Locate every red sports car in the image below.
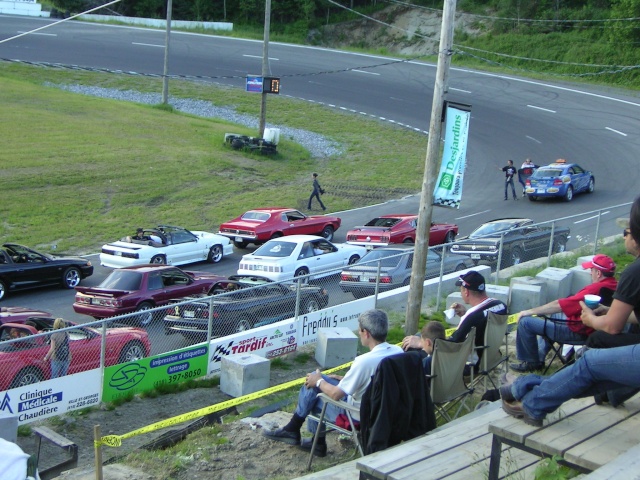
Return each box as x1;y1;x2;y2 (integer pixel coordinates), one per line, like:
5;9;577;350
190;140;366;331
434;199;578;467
0;317;150;391
73;265;225;325
218;208;341;248
0;306;51;326
346;214;458;248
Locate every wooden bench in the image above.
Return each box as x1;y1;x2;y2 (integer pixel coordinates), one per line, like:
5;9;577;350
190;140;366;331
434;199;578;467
32;426;78;480
356;402;541;479
488;393;640;480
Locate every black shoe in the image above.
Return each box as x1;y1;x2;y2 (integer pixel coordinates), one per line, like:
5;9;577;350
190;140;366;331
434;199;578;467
262;427;301;445
510;361;544;373
513;197;518;200
502;399;543;427
298;438;327;457
504;198;508;201
500;384;516;402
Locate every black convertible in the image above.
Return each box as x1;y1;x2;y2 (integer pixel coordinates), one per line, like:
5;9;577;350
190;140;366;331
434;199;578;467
164;275;328;341
0;243;94;301
450;218;571;268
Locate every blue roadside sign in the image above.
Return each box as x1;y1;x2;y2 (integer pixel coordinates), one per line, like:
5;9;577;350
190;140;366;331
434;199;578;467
246;76;263;93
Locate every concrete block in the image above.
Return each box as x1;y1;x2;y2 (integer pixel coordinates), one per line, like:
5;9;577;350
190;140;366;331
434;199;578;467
535;267;573;304
569;265;591;294
509;283;544;314
509;276;548;305
315;327;358;368
0;409;18;443
486;284;510;311
220;354;270;398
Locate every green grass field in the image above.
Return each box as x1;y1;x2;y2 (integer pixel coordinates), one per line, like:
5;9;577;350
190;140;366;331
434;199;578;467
0;63;428;254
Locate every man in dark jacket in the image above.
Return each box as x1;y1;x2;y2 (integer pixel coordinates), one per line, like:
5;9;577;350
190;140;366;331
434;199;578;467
308;173;326;211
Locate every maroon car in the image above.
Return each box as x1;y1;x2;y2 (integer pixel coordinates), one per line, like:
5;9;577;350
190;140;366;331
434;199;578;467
0;317;150;390
218;208;341;248
73;265;225;325
346;214;458;248
0;306;51;326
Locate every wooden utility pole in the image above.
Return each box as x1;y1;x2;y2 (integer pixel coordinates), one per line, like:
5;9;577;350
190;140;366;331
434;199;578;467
258;0;271;138
162;0;173;105
405;0;457;335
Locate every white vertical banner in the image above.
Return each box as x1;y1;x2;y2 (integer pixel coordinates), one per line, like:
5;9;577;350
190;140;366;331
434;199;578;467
433;103;471;208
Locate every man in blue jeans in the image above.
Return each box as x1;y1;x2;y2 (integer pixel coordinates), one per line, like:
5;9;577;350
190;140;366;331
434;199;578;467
262;309;402;457
510;253;617;373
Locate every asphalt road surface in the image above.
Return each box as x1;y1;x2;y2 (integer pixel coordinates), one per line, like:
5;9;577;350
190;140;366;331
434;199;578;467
1;16;639;350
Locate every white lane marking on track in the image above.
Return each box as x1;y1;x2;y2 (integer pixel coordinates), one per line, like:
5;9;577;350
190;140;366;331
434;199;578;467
455;210;491;220
18;31;56;36
574;212;610;224
132;42;163;48
526;136;542;144
605;127;627;136
243;54;279;60
527;105;556;113
449;87;471;94
352;69;379;75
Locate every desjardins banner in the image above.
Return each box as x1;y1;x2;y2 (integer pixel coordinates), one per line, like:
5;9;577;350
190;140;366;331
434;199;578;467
433;103;471;209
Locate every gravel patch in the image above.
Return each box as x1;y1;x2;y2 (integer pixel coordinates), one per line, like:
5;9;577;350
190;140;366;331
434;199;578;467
46;83;343;158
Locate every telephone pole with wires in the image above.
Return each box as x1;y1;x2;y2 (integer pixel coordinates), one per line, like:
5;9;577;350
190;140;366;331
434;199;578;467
405;0;457;336
259;0;272;138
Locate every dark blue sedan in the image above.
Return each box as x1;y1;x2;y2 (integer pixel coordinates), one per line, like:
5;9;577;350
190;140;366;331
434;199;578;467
525;159;595;202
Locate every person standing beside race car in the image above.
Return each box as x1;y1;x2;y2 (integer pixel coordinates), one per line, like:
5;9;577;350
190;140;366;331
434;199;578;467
499;160;518;201
518;158;539;197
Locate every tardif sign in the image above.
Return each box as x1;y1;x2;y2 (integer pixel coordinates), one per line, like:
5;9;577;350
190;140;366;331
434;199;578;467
102;345;209;403
0;370;101;425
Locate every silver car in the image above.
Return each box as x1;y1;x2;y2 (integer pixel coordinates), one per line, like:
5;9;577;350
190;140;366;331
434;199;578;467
339;245;474;298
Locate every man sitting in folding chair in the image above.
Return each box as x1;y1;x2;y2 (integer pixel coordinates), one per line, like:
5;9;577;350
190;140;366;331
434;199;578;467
510;254;618;373
262;309;402;457
403;271;507;374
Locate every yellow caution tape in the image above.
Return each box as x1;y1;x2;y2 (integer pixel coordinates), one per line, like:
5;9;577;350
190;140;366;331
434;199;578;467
100;362;352;447
443;313;519;337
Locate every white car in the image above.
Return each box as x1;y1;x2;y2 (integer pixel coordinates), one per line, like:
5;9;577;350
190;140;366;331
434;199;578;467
237;235;366;282
99;225;233;268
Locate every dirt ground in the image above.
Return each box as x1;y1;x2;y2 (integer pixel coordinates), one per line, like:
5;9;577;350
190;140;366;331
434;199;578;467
17;348;361;480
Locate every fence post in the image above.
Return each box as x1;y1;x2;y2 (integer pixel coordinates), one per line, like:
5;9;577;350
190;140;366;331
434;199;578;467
436;246;446;312
94;425;103;480
547;221;556;268
495;234;505;284
294;278;302;319
207;296;214;344
373;259;382;308
594;209;602;255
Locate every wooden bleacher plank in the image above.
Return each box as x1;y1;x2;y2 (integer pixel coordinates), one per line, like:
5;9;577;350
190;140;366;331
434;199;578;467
582;443;640;479
563;414;640;471
488;396;594;445
32;426;76;449
444;446;540;480
357;408;506;479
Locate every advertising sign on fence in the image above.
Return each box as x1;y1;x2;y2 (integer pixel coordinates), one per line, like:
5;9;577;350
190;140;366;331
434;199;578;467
0;370;101;425
102;345;209;403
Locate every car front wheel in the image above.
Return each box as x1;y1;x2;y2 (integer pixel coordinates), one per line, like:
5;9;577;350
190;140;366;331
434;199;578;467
553;238;567;253
10;367;44;389
62;267;81;289
348;255;360;265
444;231;456;244
509;247;523;266
235;317;251;333
208;245;223;263
303;298;321;313
587;178;595;193
0;280;6;301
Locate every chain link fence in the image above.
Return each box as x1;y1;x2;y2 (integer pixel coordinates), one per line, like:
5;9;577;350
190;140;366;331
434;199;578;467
0;203;631;396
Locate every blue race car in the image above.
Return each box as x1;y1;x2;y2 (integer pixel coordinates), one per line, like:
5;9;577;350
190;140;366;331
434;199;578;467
525;159;595;202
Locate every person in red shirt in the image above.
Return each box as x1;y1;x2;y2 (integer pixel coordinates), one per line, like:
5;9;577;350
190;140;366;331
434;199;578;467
510;254;618;372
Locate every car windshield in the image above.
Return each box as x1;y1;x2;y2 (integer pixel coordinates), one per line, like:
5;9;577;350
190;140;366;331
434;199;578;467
469;222;515;238
359;249;405;268
532;168;563;178
99;270;143;290
240;211;270;222
364;218;401;228
253;241;296;258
